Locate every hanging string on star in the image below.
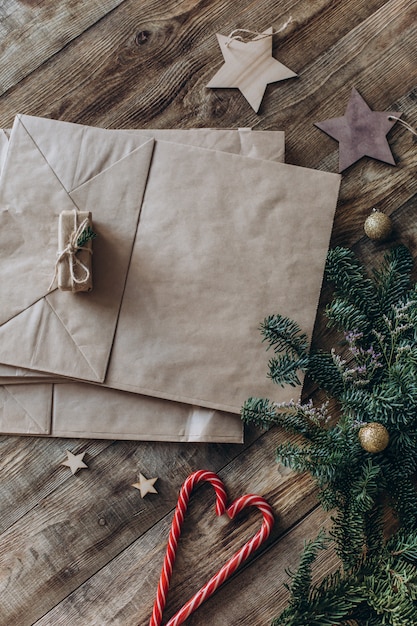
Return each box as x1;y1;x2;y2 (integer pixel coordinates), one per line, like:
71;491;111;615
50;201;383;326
388;115;417;138
225;18;293;47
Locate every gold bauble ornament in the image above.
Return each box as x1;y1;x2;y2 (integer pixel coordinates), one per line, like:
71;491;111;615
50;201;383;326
364;209;392;242
358;422;390;453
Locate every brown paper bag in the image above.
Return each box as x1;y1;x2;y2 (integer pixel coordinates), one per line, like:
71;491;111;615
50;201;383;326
0;115;340;415
0;116;287;440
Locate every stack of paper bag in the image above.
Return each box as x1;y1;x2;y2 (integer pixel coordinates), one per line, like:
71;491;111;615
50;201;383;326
0;114;340;441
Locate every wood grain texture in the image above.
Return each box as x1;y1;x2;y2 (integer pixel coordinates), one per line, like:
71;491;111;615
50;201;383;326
32;429;320;626
0;0;416;623
0;0;125;95
0;0;402;129
0;432;260;625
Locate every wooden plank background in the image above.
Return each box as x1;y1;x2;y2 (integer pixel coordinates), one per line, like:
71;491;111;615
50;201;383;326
0;0;416;624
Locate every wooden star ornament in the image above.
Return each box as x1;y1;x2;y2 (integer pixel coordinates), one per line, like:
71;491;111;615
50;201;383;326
132;473;158;498
315;88;402;172
207;27;297;113
61;450;88;475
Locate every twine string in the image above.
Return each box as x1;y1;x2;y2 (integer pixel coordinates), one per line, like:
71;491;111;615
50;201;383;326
48;210;92;292
225;17;292;47
388;115;417;138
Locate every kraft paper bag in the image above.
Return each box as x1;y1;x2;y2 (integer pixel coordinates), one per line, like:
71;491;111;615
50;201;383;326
0;120;154;382
0;382;243;442
0;116;285;440
0;114;340;416
0;116;284;383
104;143;340;412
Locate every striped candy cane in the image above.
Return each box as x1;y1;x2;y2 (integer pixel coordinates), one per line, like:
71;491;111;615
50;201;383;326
149;470;274;626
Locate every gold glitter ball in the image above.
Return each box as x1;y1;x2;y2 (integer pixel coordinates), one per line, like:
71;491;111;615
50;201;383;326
358;422;390;453
364;209;392;242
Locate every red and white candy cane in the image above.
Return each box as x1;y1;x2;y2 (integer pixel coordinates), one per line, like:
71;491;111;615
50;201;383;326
149;469;274;626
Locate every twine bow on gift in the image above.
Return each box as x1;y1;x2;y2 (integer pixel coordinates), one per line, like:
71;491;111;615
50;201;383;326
48;212;94;292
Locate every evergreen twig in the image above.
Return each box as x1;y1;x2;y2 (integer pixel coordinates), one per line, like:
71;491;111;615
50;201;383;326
77;225;97;248
242;246;417;624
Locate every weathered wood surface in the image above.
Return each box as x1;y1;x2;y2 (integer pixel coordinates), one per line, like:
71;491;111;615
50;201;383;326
0;0;416;624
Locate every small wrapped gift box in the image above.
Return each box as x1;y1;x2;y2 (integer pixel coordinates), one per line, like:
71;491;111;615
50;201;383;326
57;210;94;292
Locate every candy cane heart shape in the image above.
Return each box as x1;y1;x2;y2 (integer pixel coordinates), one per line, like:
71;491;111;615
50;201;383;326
149;469;274;626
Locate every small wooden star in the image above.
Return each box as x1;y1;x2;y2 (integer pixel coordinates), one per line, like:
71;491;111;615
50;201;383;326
61;450;88;475
207;27;297;113
132;473;158;498
315;88;402;172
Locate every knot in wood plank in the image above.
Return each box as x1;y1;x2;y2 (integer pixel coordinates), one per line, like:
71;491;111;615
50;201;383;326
135;30;151;46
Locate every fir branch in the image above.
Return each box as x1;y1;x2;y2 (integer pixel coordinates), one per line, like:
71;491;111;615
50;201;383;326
387;430;417;477
273;530;331;625
77;225;97;248
267;353;309;387
273;525;417;625
352;459;382;514
363;504;385;555
260;314;309;358
325;297;373;335
241;397;330;437
285;530;330;600
385;475;417;532
241;397;279;430
325;247;379;321
388;529;417;562
372;245;414;315
241;245;417;624
274;542;366;625
308;351;346;397
275;441;315;474
340;386;376;422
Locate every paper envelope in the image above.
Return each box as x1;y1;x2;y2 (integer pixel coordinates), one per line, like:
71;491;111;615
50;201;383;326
0;114;340;415
0;117;286;440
